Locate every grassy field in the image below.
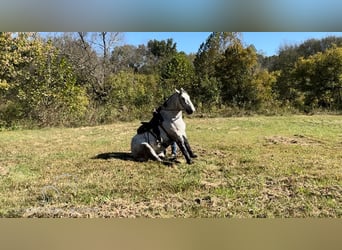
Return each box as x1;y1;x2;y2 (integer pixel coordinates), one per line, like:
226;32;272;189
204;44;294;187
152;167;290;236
0;115;341;218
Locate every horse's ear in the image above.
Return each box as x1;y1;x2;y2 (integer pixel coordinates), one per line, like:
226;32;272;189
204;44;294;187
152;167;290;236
180;88;185;93
175;88;180;94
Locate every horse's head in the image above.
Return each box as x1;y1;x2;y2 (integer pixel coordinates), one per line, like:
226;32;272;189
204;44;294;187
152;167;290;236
176;88;195;115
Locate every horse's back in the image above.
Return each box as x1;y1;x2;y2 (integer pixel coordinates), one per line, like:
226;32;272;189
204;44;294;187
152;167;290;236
130;133;142;154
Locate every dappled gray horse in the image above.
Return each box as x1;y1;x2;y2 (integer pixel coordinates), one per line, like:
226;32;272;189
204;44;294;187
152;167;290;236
131;88;197;164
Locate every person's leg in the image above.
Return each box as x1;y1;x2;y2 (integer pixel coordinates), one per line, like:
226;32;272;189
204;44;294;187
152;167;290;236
171;141;177;157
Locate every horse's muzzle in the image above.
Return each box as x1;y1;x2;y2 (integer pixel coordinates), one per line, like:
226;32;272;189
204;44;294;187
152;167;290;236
186;108;194;115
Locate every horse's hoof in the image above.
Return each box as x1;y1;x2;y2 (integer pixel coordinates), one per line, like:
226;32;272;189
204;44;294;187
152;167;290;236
173;159;181;164
162;161;174;167
191;154;198;158
169;155;177;161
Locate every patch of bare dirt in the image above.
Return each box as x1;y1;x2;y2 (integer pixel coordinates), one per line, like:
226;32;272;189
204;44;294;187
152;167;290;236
212;150;225;157
0;166;9;176
264;134;323;146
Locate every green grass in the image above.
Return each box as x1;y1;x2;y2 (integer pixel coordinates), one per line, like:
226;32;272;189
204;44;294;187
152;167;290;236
0;115;341;217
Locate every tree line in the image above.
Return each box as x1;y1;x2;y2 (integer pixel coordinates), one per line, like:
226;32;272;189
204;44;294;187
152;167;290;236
1;32;341;128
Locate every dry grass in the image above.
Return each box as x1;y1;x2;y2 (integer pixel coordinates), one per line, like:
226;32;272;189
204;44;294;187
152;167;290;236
0;115;341;217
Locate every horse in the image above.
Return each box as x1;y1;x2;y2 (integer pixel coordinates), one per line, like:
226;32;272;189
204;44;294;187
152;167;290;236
131;88;197;165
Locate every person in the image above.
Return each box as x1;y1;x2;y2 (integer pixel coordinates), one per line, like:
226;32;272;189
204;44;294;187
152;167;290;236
170;141;177;159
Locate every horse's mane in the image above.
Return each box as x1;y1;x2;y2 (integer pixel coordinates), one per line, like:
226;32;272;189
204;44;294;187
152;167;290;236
161;92;178;109
157;89;189;112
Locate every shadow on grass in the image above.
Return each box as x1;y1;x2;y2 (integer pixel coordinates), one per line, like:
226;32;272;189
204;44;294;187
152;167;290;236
91;152;134;161
91;152;180;166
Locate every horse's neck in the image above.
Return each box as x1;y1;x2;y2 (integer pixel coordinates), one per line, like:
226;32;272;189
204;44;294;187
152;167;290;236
163;93;180;109
160;110;184;136
160;109;182;122
159;94;182;121
159;102;185;136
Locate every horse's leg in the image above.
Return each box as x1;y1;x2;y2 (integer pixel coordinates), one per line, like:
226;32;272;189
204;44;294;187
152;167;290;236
183;136;197;158
142;143;174;166
141;142;163;162
176;138;193;164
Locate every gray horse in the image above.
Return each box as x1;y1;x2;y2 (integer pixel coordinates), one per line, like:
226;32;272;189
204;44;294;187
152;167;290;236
131;88;197;164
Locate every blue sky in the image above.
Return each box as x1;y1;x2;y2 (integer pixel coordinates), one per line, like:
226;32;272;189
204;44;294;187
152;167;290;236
123;32;342;56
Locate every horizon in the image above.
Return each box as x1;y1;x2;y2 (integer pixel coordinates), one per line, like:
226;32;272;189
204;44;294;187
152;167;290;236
123;32;342;56
39;32;342;57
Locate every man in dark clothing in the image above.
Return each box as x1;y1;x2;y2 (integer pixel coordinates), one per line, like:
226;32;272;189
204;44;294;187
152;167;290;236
137;109;163;142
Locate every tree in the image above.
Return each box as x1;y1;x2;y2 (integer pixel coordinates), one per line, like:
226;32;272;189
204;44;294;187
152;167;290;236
0;32;88;127
251;70;279;112
138;38;178;75
110;38;179;75
91;32;122;81
216;42;260;108
160;52;194;96
192;32;242;108
110;44;156;74
0;32;37;126
147;38;177;59
64;32;123;103
51;33;98;87
297;36;342;58
292;46;342;110
110;44;139;73
105;71;160;121
262;36;342;107
194;32;241;79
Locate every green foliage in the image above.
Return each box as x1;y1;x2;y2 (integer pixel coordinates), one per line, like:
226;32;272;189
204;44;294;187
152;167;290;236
0;33;88;127
262;35;342;110
191;76;221;109
110;44;143;73
147;38;177;59
1;32;342;128
216;42;259;108
193;32;246;109
194;32;241;79
20;41;88;126
193;32;277;112
160;52;195;96
252;70;280;113
292;46;342;110
104;72;161;121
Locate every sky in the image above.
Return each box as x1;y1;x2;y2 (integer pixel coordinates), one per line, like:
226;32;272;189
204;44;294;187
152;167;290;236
123;32;342;56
